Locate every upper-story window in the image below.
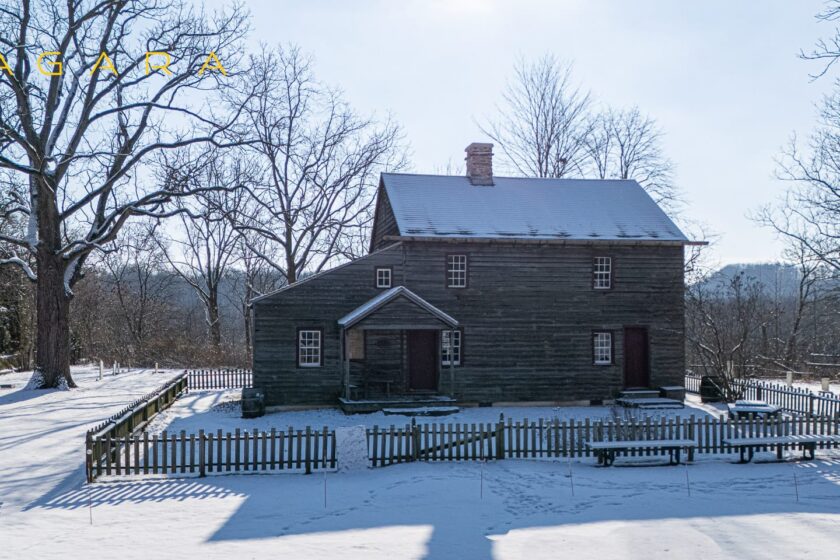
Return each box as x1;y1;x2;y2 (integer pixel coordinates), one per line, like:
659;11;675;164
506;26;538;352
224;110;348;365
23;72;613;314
447;254;468;288
376;267;392;288
593;257;612;290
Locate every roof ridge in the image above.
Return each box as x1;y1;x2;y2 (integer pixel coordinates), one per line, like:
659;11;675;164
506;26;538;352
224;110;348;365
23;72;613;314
381;171;638;183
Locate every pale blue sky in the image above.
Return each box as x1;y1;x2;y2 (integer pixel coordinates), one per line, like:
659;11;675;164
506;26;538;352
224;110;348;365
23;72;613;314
221;0;835;265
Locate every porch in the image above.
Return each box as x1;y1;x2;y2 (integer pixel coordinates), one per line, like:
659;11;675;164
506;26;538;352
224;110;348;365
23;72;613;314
337;286;460;409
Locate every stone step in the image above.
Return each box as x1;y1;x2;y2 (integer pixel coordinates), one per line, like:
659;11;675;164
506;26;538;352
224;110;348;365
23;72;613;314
619;389;661;400
616;397;684;410
339;396;457;414
382;406;460;417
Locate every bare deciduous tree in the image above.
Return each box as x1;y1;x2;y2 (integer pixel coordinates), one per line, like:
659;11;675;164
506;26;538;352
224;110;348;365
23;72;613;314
799;1;840;78
99;223;175;363
585;107;678;210
685;272;774;397
758;95;840;273
230;45;405;284
155;157;243;359
481;55;593;178
0;0;250;387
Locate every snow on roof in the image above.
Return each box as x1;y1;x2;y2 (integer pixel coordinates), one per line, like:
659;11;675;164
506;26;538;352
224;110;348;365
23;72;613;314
381;173;689;242
337;286;458;329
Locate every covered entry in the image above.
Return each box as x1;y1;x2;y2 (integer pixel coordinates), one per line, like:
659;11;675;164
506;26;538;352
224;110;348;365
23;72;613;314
337;286;459;401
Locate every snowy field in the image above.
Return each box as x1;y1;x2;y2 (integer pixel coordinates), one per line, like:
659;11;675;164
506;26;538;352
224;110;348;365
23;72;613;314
2;370;840;559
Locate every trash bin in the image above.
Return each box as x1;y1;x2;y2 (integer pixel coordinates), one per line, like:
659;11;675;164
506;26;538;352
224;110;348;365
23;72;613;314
699;376;725;403
241;387;265;418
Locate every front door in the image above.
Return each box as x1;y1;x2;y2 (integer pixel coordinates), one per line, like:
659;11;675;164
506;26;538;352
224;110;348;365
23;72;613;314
408;330;438;391
623;327;650;388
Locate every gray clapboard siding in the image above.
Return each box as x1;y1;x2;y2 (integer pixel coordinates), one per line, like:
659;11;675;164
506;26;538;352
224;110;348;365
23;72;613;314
253;239;684;406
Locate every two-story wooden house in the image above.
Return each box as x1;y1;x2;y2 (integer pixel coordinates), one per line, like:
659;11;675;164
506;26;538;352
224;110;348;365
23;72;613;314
252;143;694;409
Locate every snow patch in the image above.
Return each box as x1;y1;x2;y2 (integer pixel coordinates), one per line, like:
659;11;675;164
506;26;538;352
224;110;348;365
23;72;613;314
25;210;37;250
63;256;79;297
334;425;369;471
22;371;44;390
22;370;70;390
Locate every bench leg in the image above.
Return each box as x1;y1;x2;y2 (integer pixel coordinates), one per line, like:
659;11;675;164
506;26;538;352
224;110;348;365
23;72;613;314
776;443;783;461
605;451;615;466
674;448;681;465
688;447;694;463
747;447;754;463
738;447;746;464
803;443;815;461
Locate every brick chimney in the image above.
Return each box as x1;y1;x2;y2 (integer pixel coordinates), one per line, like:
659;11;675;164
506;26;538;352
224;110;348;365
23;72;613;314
465;142;494;186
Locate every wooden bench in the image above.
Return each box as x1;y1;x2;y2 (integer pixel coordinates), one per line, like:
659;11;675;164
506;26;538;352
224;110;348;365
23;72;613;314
723;435;840;463
364;378;394;398
586;439;697;466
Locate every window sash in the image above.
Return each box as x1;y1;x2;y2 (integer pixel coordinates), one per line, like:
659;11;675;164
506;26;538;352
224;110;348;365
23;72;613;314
298;330;321;367
442;330;461;366
593;257;612;289
447;255;467;288
376;267;392;288
593;332;612;364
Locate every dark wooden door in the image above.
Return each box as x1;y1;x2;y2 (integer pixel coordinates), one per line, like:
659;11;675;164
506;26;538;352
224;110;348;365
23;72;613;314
623;327;650;388
408;330;438;391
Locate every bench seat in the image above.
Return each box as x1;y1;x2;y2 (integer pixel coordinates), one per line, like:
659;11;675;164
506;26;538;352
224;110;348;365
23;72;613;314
586;439;697;466
724;434;840;462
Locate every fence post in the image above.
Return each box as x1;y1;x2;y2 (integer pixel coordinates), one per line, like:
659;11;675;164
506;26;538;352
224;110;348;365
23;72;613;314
411;419;419;462
85;431;93;483
199;429;206;477
305;426;312;474
496;413;505;460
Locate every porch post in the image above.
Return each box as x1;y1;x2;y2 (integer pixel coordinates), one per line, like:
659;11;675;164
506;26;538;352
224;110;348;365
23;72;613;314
340;326;349;399
449;327;455;397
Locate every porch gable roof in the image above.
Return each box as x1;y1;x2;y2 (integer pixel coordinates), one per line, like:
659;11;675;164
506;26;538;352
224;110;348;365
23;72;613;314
337;286;459;330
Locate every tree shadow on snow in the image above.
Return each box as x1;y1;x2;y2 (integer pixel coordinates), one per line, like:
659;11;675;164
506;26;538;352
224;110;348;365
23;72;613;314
26;458;840;560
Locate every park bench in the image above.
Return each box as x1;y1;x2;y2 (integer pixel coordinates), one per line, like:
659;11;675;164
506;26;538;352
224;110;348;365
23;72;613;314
586;439;697;466
723;434;840;463
727;400;782;420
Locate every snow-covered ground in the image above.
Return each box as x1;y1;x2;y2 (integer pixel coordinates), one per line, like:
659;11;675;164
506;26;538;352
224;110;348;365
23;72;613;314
754;377;840;395
146;390;724;435
3;371;840;559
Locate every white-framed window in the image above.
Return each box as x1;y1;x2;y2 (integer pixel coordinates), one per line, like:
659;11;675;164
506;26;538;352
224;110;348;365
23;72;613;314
298;329;322;367
376;267;392;288
593;256;612;289
447;254;468;288
442;330;462;366
593;331;612;365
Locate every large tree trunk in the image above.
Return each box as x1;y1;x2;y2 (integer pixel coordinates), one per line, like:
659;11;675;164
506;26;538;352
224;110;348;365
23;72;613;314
31;174;76;389
34;251;76;388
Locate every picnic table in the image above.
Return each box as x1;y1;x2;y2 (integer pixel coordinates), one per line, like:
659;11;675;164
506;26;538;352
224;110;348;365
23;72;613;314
586;439;697;466
724;434;840;463
728;400;782;420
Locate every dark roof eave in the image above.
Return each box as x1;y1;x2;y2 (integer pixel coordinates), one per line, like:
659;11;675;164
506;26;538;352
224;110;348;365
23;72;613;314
383;235;707;247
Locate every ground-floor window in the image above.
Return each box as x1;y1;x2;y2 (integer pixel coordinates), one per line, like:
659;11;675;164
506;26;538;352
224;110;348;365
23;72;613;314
298;329;322;367
442;330;462;366
593;331;612;365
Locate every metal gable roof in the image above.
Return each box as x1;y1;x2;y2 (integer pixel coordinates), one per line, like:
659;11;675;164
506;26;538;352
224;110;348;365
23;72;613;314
337;286;458;329
380;173;689;243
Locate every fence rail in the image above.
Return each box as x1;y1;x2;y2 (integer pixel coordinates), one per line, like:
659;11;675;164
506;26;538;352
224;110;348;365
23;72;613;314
88;426;336;480
186;368;252;390
684;373;840;417
366;415;840;466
